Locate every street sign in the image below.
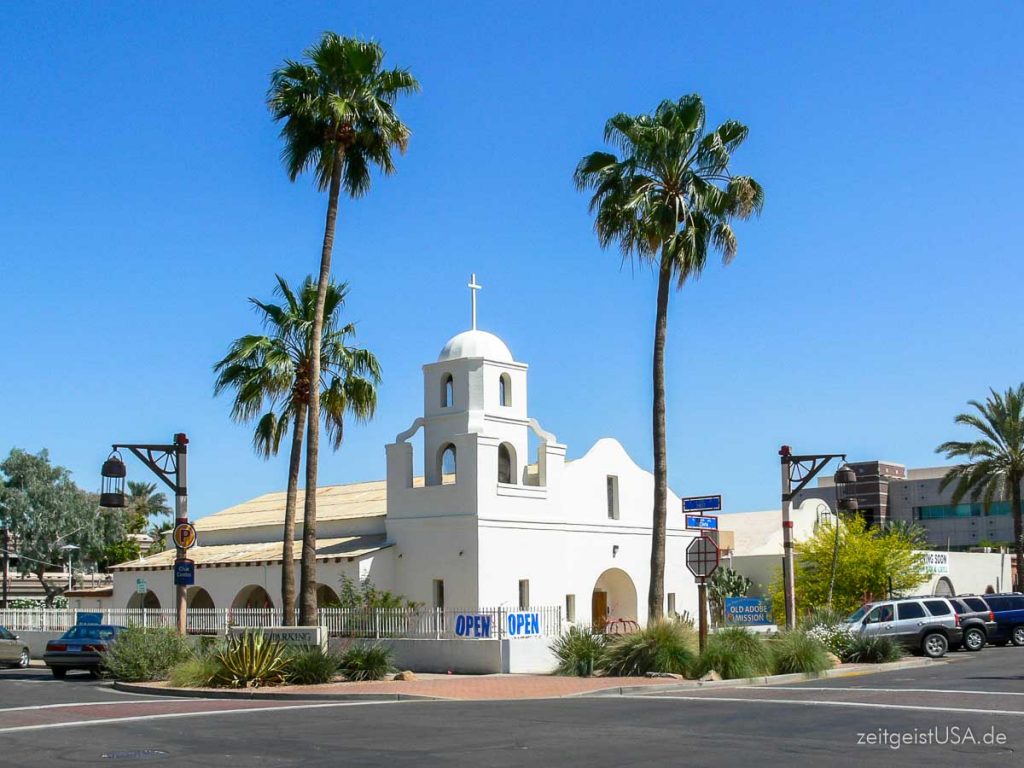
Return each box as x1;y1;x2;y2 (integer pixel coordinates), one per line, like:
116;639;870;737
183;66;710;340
135;578;147;595
685;514;719;531
682;495;722;513
173;559;195;586
685;535;720;580
172;522;197;550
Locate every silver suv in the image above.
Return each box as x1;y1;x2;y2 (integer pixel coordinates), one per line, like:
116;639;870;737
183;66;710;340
844;597;963;658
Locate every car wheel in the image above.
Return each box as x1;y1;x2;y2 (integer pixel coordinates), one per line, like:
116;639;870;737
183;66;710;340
51;667;67;679
922;632;948;658
1012;626;1024;647
963;628;986;652
17;649;29;668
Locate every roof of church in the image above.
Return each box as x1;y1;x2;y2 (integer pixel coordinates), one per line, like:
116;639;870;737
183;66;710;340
192;479;416;532
109;534;391;571
437;329;513;363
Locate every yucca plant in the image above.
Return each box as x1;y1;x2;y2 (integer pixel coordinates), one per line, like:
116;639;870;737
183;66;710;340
601;620;697;677
337;642;395;681
550;626;606;677
692;627;772;680
842;634;904;664
213;631;289;688
769;631;832;675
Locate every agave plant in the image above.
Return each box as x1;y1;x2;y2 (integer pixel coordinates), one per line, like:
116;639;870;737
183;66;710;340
213;631;289;688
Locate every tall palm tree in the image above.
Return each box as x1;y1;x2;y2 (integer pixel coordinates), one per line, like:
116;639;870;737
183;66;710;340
268;33;417;624
214;276;381;624
125;481;171;536
575;95;763;619
937;385;1024;591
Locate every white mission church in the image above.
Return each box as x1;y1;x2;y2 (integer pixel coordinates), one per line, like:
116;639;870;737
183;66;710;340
105;278;700;628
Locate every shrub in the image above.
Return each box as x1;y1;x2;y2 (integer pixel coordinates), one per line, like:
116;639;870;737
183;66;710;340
550;626;606;677
692;628;772;680
337;642;395;681
769;631;832;675
168;655;221;688
601;620;697;677
102;626;192;682
212;631;289;688
841;634;904;664
286;645;340;685
805;623;853;657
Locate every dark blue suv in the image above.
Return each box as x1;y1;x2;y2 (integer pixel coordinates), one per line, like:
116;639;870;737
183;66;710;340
980;594;1024;646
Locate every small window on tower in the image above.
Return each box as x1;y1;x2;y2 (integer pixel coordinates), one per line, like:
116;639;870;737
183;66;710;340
607;475;620;520
441;374;454;408
518;579;530;610
498;442;515;484
440;444;457;484
499;373;511;407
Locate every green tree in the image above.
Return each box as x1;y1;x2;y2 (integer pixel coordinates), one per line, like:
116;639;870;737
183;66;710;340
771;515;928;618
937;385;1024;591
268;33;418;624
214;276;381;624
574;95;763;618
0;449;124;605
125;480;172;538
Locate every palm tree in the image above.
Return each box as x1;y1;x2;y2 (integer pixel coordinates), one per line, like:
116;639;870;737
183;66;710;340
214;276;381;624
937;385;1024;591
125;481;171;536
268;33;417;624
575;95;763;619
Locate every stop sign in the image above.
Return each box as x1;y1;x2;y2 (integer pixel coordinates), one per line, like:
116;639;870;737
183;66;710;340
686;535;720;579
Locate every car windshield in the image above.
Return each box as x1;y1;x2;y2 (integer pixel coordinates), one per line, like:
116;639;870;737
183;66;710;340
847;605;871;623
60;625;119;641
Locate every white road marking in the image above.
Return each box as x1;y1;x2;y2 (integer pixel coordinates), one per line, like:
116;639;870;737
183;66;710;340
769;686;1024;697
631;694;1024;717
0;701;389;735
0;698;200;714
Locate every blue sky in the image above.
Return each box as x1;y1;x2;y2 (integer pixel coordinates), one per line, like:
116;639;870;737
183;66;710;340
1;2;1022;519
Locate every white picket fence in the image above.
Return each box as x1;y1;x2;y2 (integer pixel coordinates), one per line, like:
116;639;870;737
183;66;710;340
0;605;563;639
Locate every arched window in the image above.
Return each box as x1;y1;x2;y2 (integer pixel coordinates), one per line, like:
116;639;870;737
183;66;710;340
440;443;457;485
441;374;454;408
499;373;511;407
498;443;515;484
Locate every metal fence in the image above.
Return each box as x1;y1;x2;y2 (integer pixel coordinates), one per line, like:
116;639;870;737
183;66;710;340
0;606;563;639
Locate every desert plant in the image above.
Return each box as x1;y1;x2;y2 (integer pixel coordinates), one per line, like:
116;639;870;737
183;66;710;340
550;626;606;677
337;642;395;681
168;654;221;688
212;631;289;688
841;634;904;664
601;620;697;677
286;645;340;685
769;631;832;675
692;627;772;680
101;626;192;682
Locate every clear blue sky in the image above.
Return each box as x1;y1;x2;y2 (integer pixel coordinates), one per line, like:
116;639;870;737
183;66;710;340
2;3;1022;520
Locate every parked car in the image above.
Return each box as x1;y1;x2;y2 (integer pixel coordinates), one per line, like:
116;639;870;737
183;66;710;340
978;593;1024;647
0;626;30;669
844;596;963;658
947;596;997;651
43;624;123;678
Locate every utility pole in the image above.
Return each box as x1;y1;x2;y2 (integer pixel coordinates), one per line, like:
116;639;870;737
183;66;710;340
1;526;9;610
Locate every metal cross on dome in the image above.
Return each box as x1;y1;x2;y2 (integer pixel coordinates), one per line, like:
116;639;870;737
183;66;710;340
468;273;482;330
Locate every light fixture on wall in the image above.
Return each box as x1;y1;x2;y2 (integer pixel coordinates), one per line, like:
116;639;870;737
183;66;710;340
612;545;619;557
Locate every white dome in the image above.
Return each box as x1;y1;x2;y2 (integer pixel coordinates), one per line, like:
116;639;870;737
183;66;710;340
437;330;513;363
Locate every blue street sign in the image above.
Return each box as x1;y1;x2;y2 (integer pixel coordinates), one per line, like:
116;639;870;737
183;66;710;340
685;514;719;531
724;597;774;626
682;495;722;513
76;612;103;625
174;560;195;586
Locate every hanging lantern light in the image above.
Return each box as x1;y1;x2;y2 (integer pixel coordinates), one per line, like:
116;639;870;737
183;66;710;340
833;464;860;512
100;450;127;508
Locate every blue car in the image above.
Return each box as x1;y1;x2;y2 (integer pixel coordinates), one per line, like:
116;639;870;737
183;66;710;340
979;594;1024;647
43;624;124;678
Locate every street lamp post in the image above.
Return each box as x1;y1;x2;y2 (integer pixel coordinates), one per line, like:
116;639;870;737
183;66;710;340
779;446;848;630
100;434;189;635
827;465;860;609
61;544;80;591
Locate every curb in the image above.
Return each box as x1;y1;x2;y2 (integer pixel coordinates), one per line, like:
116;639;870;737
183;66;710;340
112;681;441;702
582;655;947;697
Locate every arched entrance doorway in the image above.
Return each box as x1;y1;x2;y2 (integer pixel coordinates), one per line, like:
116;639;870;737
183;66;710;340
126;590;161;609
932;577;955;597
316;583;340;608
187;586;215;609
231;585;275;610
591;568;638;631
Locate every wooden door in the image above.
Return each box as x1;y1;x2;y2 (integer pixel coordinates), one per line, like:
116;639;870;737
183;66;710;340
592;590;608;631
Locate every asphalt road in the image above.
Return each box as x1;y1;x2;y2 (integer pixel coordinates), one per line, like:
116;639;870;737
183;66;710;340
0;647;1021;766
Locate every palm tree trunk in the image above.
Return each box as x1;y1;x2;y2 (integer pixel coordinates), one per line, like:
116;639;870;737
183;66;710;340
280;399;306;626
1012;474;1023;593
299;149;344;626
648;253;672;621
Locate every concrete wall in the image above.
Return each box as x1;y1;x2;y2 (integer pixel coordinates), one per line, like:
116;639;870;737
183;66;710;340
325;637;555;674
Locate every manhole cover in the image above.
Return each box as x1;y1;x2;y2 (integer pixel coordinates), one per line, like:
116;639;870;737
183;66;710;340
100;750;168;761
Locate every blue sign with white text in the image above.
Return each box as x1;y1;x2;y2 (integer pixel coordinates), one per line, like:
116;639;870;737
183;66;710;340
505;612;542;638
685;514;719;531
174;560;195;586
454;614;493;638
76;612;103;625
724;597;773;626
682;495;722;513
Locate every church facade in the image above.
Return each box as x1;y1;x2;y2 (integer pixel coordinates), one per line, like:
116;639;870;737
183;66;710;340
106;289;700;630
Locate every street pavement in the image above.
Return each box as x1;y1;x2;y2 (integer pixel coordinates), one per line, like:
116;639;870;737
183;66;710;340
0;647;1021;766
